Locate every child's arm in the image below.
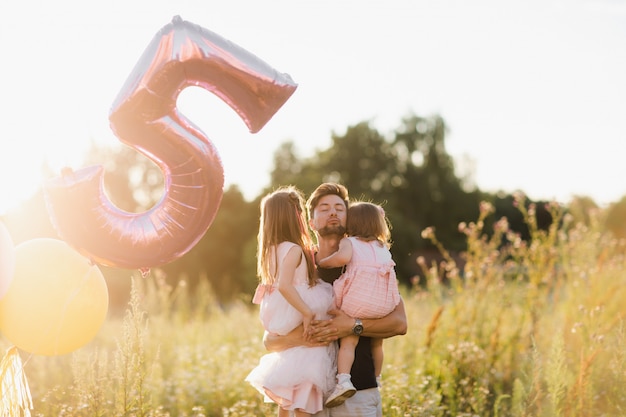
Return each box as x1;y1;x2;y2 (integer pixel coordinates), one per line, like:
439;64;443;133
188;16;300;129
278;245;314;332
317;237;352;268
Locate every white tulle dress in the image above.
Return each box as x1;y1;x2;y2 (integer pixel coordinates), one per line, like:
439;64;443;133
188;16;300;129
246;242;337;414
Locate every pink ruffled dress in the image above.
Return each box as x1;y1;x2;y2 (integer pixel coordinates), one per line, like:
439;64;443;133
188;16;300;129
333;237;401;318
246;242;337;414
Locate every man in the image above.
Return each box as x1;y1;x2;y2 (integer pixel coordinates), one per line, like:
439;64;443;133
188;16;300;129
264;182;408;417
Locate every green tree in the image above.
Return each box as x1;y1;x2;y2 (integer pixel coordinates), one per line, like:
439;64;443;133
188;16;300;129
390;114;481;250
268;113;482;285
268;141;306;188
161;186;258;301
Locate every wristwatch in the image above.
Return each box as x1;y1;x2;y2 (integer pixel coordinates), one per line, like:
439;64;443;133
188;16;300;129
352;318;364;336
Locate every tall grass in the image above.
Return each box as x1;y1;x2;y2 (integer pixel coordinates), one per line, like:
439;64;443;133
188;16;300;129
2;195;625;416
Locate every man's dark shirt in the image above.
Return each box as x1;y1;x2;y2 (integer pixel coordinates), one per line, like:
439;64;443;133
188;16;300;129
318;265;378;390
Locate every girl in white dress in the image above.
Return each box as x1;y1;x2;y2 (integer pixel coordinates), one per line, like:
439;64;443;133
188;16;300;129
317;201;401;408
246;186;336;417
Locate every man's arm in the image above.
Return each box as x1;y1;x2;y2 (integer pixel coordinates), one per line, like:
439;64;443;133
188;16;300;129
360;298;408;338
308;298;408;342
263;325;326;352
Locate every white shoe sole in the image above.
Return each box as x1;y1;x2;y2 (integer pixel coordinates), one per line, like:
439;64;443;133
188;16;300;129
325;388;357;408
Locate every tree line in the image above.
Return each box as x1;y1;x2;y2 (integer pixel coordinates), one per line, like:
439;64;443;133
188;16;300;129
2;113;624;310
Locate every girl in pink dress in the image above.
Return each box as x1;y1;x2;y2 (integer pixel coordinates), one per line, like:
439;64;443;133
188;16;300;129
317;201;401;408
246;186;336;417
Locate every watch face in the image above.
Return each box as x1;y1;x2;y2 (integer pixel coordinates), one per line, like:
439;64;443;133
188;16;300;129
353;324;364;335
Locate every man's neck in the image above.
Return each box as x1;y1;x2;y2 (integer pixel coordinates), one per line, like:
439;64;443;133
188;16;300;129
316;234;343;260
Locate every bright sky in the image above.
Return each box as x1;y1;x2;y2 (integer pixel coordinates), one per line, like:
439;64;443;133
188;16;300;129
1;0;625;216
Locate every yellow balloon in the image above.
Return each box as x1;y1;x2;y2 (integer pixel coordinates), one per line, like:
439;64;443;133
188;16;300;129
0;221;16;299
0;238;109;355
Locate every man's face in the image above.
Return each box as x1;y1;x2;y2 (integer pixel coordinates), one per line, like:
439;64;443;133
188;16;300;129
310;194;347;237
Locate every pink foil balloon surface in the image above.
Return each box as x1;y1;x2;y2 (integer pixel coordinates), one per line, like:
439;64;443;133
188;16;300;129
44;16;297;269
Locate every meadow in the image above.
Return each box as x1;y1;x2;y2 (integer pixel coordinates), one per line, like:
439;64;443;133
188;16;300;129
2;196;626;417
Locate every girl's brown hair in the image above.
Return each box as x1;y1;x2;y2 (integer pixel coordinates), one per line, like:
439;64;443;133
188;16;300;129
346;201;392;248
257;186;316;286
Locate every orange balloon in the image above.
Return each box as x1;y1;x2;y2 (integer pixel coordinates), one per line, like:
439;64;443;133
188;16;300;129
0;238;108;355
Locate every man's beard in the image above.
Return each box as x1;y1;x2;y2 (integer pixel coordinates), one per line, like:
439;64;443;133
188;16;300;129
317;224;346;237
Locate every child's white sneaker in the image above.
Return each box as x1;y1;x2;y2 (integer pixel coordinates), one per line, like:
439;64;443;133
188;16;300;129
325;380;357;408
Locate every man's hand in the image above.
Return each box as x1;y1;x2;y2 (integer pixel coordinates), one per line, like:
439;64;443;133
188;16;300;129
325;308;356;338
307;309;355;343
307;299;409;343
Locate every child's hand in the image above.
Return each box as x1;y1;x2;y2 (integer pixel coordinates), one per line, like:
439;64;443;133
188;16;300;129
302;311;314;335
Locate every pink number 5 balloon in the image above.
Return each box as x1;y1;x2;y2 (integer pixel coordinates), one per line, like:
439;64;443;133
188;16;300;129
44;16;297;269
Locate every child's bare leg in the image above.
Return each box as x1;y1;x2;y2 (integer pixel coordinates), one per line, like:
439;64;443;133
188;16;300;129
294;410;311;417
325;335;359;407
371;337;384;383
337;334;359;374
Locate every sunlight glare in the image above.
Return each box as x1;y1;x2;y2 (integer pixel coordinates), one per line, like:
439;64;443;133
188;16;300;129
0;131;91;216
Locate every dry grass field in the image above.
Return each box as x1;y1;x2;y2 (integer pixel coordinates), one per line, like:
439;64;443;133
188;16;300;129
3;198;625;416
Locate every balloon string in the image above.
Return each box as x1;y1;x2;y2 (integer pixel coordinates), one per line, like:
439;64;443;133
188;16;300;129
0;346;33;417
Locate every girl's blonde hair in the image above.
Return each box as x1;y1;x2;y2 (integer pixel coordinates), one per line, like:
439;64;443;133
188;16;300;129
257;186;316;286
346;201;392;248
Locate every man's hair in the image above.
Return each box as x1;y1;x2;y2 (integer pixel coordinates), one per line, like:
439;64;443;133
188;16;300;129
306;182;349;220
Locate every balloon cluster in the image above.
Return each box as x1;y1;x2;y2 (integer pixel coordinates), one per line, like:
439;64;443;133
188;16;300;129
1;16;296;358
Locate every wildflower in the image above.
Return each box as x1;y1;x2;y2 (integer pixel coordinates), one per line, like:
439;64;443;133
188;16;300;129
421;227;435;240
563;213;574;226
479;201;494;216
494;217;509;233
